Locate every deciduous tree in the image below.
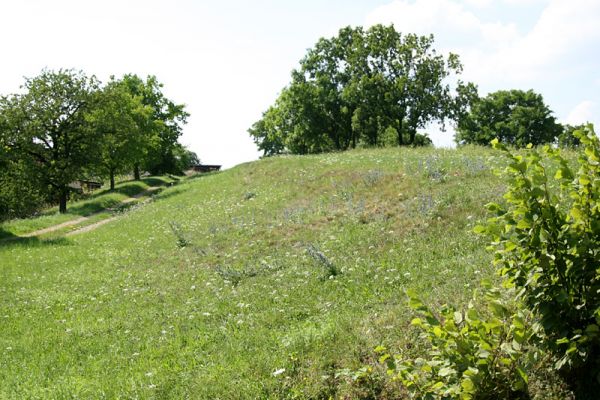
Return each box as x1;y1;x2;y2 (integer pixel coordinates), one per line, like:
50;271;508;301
1;69;99;213
249;25;465;154
455;89;562;147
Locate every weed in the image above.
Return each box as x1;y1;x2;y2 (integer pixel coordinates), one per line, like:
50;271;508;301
307;244;339;278
362;170;384;187
169;221;191;248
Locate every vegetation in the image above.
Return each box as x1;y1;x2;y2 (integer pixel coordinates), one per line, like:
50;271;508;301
484;126;600;395
0;20;596;399
249;25;468;155
358;126;599;399
456;89;562;147
0;69;194;218
0;145;507;398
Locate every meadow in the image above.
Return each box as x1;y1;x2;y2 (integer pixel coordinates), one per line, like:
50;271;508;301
0;146;508;398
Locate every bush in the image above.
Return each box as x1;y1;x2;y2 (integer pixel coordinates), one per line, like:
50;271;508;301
383;284;531;399
477;125;600;393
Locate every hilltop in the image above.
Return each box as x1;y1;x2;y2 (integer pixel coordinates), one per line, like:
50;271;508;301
0;146;506;398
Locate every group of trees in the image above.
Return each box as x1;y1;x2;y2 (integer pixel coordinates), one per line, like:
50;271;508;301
0;69;196;218
455;88;579;147
250;24;587;156
249;25;472;156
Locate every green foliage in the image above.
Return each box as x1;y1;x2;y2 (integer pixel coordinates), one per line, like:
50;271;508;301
250;25;467;154
387;285;531;399
556;123;585;148
477;125;600;391
456;89;562;147
89;77;152;189
0;69;100;213
0;70;191;219
411;132;433;147
120;74;189;176
0;159;47;220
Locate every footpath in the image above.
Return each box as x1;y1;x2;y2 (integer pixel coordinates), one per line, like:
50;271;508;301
1;186;161;241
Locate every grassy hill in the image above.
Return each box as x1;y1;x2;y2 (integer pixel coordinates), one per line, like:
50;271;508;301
0;146;507;399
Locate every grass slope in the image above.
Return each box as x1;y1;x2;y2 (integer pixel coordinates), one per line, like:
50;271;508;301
0;147;506;399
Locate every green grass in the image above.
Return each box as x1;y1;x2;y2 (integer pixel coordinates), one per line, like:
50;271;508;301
0;147;508;398
0;176;177;239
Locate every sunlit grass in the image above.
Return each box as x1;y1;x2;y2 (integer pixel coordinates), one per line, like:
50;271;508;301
0;146;507;398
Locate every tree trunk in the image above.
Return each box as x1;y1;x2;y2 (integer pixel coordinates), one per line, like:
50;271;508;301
134;164;140;180
110;168;115;191
397;119;404;146
59;186;68;214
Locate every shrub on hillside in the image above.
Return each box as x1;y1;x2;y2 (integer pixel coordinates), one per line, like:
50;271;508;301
479;125;600;394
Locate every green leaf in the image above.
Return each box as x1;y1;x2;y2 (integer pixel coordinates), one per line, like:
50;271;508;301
461;377;475;393
516;366;528;384
473;225;486;234
516;219;531;229
438;367;455;377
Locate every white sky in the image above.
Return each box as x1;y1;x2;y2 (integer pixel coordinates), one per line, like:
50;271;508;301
1;0;599;168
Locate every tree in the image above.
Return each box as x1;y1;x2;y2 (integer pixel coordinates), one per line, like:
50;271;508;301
557;123;587;148
249;25;465;154
119;74;189;177
249;89;294;156
0;69;100;213
455;89;562;147
90;78;151;190
171;144;200;174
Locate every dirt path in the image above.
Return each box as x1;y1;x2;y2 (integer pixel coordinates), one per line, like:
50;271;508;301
65;187;160;236
66;216;119;236
21;217;89;237
11;186;161;239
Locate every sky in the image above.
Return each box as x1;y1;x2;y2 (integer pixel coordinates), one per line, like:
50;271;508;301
1;0;599;168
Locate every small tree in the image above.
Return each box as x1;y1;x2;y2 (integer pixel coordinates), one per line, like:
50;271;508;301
90;78;152;190
456;89;562;147
120;74;189;177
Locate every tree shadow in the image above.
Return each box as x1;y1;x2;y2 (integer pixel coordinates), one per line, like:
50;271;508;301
0;232;72;249
149;188;185;203
0;227;17;241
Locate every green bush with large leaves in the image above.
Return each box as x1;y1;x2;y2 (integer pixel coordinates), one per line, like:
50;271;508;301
479;125;600;391
369;125;600;398
385;284;532;399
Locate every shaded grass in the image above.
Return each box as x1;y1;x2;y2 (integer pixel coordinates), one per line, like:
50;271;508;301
0;176;177;239
0;146;508;398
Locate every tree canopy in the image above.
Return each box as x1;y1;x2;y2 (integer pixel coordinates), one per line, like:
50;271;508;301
0;69;100;213
455;89;562;147
249;24;467;155
0;69;192;216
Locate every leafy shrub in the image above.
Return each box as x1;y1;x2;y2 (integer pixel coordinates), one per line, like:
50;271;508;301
477;125;600;393
411;132;433;147
383;284;531;399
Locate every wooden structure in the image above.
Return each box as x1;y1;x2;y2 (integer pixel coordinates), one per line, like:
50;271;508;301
69;179;103;193
192;164;222;173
